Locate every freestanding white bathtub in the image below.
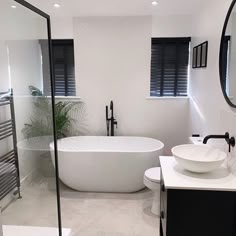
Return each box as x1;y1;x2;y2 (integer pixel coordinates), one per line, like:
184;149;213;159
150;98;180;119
50;136;164;193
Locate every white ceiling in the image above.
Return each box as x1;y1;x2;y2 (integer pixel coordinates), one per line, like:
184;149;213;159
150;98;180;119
25;0;208;17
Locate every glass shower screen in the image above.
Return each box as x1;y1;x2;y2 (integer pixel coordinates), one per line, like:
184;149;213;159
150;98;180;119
0;0;61;235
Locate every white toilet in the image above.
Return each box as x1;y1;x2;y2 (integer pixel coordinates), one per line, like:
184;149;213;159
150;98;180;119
144;167;161;216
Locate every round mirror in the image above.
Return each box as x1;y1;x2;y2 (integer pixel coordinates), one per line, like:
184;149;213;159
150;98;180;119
220;0;236;108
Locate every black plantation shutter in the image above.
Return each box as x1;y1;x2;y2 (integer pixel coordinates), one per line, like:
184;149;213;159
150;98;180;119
52;40;76;96
150;38;191;97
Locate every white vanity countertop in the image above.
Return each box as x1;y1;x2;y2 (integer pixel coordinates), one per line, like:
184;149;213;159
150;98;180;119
160;156;236;192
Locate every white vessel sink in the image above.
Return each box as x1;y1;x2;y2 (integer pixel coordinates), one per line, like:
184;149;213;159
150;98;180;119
171;144;227;173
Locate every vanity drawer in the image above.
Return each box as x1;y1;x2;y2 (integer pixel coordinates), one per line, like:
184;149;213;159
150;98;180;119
162;189;236;236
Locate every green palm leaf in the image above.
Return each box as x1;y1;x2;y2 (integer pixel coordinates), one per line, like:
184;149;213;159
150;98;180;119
22;86;83;139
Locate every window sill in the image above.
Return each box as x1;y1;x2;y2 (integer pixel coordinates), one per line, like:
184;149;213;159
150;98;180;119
55;96;81;101
146;96;189;100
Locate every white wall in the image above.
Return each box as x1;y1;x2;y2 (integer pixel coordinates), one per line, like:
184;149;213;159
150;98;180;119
0;41;11;158
189;0;236;156
73;16;192;154
50;15;192;39
7;41;43;97
3;40;43;181
152;15;192;37
0;42;10;91
51;17;74;39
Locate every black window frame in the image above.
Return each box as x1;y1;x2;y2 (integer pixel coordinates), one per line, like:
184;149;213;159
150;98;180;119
150;37;191;97
52;39;76;97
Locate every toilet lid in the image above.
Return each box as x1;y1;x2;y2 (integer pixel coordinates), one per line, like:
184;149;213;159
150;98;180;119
144;167;161;183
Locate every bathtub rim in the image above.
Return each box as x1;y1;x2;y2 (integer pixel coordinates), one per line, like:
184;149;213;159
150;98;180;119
50;136;164;153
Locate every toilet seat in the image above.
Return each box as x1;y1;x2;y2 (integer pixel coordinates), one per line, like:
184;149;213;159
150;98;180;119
144;167;161;183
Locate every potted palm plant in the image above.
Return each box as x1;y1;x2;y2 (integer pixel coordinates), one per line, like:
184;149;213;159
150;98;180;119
22;86;83;139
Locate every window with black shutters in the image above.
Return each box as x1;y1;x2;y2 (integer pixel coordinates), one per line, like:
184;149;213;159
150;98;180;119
40;39;76;96
150;37;191;97
52;40;76;96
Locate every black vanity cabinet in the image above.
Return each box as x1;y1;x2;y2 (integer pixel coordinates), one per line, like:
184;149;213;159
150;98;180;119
159;157;236;236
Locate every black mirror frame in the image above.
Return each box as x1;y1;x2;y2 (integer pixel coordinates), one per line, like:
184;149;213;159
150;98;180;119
219;0;236;108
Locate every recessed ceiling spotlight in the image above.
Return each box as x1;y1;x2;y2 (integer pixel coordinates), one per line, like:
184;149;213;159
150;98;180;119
152;1;158;6
53;3;61;8
11;5;17;8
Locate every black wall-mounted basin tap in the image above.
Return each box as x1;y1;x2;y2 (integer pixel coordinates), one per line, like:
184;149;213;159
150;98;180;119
203;132;235;152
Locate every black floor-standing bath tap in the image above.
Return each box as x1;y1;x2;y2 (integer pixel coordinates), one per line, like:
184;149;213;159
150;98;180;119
106;100;118;136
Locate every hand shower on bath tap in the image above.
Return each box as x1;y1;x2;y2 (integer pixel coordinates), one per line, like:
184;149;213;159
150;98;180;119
110;101;113;118
105;100;118;136
106;106;110;136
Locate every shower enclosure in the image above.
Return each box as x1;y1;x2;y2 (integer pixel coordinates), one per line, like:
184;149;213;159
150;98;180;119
0;0;62;235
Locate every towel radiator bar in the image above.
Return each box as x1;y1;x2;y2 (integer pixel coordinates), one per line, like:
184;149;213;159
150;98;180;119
0;89;21;200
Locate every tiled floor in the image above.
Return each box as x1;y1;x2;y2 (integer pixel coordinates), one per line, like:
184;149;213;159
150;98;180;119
2;177;160;236
3;226;71;236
